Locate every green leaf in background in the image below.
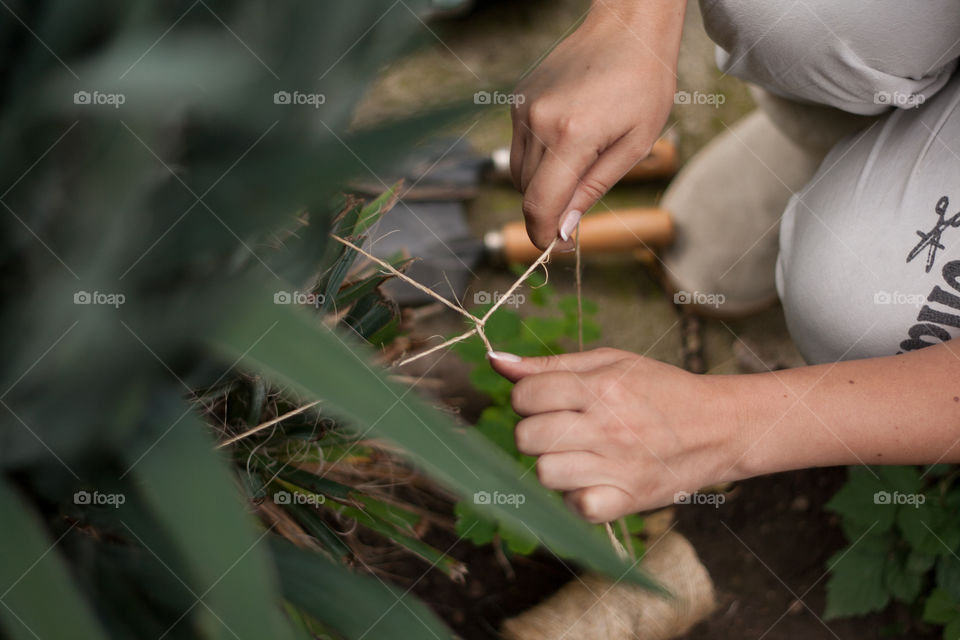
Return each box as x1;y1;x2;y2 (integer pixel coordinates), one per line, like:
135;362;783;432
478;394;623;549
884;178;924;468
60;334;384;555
939;555;960;601
825;467;902;534
824;546;890;619
884;552;924;604
924;588;960;625
825;464;960;637
898;501;960;557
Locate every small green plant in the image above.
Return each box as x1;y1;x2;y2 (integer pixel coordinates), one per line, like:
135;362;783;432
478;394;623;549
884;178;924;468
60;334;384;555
824;464;960;638
451;271;645;558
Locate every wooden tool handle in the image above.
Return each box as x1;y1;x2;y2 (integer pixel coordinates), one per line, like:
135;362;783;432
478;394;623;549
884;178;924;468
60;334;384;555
495;208;674;264
489;137;677;183
621;137;678;181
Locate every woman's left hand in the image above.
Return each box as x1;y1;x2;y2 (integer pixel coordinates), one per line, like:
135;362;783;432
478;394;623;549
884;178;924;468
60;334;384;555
488;348;746;522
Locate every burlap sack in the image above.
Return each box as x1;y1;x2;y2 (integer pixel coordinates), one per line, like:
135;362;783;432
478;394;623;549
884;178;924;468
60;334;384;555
502;532;715;639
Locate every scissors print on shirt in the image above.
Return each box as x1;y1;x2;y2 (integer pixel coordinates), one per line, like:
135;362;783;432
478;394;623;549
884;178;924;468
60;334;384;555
907;196;960;273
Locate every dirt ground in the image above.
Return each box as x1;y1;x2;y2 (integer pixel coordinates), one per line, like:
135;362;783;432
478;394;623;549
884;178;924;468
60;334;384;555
355;1;926;637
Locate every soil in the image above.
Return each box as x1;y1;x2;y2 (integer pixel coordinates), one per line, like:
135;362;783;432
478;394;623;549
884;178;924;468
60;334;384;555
388;464;937;640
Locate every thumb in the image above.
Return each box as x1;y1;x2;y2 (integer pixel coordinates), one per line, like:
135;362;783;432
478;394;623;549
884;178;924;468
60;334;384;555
487;348;628;383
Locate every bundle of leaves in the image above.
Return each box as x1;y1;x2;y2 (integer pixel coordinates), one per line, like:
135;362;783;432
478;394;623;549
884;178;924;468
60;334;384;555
825;464;960;638
206;189;467;583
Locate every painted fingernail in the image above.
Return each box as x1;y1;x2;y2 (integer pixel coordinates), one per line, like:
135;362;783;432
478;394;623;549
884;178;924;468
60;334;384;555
559;210;582;241
486;351;522;362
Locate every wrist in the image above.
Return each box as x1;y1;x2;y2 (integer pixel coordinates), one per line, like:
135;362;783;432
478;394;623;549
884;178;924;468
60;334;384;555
703;372;776;483
584;0;686;49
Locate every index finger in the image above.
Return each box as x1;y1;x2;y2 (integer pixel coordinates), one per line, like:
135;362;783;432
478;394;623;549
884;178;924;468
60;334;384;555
521;144;597;249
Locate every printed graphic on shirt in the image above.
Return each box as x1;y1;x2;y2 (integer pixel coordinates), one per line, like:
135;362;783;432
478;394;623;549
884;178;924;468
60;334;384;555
906;196;960;273
898;196;960;354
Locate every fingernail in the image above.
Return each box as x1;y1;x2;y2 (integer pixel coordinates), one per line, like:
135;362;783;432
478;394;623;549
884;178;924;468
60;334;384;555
486;351;522;362
559;210;582;241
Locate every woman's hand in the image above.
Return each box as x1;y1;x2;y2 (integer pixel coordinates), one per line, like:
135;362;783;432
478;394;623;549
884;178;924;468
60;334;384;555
510;1;685;249
488;348;745;522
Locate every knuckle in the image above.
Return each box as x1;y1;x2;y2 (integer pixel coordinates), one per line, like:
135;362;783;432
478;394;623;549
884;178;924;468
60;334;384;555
595;347;623;360
511;378;536;413
602;417;633;448
600;376;631;405
526;100;550;130
555;114;584;139
578;175;610;202
535;456;554;486
514;420;533;454
575;490;605;523
521;196;544;220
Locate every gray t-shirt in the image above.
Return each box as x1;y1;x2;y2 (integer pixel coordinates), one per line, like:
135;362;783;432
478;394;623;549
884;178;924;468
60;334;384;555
776;71;960;364
699;0;960;364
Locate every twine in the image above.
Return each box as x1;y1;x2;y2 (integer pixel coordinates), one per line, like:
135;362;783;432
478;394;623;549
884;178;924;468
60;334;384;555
333;228;629;558
330;234;558;365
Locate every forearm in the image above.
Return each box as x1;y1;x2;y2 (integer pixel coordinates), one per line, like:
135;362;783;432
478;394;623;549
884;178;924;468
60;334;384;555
717;340;960;479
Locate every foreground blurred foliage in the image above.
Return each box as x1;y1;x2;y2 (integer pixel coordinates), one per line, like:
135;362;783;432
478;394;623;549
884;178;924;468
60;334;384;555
0;2;652;638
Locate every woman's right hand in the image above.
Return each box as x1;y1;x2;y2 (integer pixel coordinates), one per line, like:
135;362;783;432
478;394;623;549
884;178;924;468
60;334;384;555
510;0;685;250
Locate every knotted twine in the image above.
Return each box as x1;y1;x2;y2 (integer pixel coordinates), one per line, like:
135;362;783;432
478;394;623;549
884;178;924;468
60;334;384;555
332;226;630;558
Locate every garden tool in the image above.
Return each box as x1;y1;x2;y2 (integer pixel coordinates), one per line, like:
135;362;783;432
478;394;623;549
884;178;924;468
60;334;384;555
351;134;679;202
368;203;674;306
